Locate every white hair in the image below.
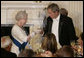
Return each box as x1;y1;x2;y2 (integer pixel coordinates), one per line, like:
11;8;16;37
15;10;28;21
1;36;12;48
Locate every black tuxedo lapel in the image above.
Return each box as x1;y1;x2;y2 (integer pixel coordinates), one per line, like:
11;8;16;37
47;17;53;33
48;20;53;33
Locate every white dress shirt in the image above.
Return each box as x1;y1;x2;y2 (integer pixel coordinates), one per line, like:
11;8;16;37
52;14;61;49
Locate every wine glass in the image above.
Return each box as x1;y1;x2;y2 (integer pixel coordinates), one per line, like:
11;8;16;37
70;40;77;57
70;40;76;47
76;45;83;57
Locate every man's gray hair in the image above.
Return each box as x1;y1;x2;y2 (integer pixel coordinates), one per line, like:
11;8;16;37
1;36;12;48
15;11;28;21
47;3;59;12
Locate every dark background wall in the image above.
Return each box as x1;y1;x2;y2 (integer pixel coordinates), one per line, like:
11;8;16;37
1;24;29;37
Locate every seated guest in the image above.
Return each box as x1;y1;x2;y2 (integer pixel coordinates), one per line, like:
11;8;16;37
55;45;74;57
35;33;57;57
1;36;12;51
1;36;17;57
41;33;58;56
1;48;17;57
18;49;36;57
35;50;54;57
40;51;55;57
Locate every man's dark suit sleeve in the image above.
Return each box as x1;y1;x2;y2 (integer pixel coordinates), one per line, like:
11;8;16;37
59;16;77;46
67;17;77;41
43;17;53;36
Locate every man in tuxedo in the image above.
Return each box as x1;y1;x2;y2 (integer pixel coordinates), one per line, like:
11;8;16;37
43;3;77;49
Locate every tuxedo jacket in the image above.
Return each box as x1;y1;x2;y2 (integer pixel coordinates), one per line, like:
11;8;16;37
43;14;77;46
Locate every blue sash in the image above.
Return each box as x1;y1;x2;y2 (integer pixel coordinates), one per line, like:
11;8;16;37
10;35;28;51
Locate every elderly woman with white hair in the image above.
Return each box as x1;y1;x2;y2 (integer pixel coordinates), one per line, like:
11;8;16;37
10;11;35;56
